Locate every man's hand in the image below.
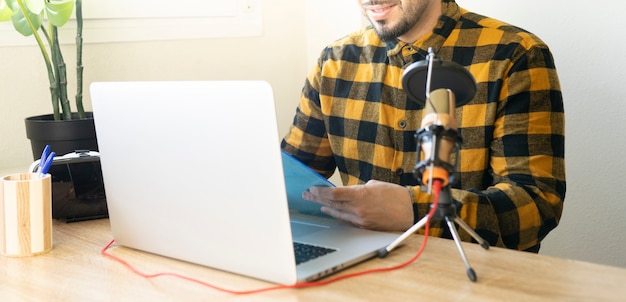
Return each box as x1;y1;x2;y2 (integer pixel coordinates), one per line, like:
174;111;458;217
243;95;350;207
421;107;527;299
302;180;414;231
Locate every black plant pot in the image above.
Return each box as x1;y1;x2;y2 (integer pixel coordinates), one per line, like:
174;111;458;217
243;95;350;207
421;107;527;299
25;112;99;160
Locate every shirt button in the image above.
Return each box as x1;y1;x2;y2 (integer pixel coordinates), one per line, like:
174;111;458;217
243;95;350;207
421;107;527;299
398;120;407;128
396;168;404;175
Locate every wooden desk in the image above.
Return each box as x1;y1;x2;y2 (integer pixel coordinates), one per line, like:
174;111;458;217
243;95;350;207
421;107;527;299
1;219;625;301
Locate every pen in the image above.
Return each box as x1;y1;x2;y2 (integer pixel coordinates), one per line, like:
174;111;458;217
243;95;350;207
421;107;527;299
39;151;55;177
40;151;56;176
38;145;50;173
37;145;55;178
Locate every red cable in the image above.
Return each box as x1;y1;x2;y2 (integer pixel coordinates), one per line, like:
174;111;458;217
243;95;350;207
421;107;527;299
101;181;443;295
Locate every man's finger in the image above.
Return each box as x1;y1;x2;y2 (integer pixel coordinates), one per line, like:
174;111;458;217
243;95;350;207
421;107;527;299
321;206;362;227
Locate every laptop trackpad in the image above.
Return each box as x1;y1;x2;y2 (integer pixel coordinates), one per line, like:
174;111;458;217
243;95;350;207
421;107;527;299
291;221;328;238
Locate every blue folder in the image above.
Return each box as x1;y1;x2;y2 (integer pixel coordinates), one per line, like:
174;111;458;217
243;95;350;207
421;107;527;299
281;150;335;217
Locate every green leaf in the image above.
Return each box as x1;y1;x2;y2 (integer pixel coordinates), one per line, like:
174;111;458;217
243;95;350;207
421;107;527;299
10;3;43;36
24;0;44;15
3;0;19;12
45;0;74;27
0;2;15;22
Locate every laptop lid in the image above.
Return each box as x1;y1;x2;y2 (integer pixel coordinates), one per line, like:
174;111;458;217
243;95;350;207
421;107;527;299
90;81;397;285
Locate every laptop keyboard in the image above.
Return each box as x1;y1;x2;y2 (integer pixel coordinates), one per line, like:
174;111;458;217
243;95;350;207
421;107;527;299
293;242;337;265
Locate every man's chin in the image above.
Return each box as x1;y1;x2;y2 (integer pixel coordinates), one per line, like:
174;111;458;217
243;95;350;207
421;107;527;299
373;28;399;42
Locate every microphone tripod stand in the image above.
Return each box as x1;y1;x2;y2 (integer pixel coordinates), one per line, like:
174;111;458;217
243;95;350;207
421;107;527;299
409;183;490;282
379;124;490;282
378;47;490;281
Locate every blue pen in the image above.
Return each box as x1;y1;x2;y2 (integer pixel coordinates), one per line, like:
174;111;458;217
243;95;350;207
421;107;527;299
39;145;50;173
38;145;55;177
39;151;55;177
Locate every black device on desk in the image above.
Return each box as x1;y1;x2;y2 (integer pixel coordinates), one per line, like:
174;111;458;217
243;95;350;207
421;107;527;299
34;150;109;222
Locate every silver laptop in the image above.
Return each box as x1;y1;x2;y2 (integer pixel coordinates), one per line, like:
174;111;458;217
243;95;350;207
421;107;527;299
89;81;398;285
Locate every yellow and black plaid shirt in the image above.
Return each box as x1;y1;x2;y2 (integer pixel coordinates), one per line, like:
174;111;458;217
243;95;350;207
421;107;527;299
281;0;565;252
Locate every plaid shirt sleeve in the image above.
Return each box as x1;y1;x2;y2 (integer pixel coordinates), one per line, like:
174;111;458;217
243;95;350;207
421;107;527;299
281;0;565;252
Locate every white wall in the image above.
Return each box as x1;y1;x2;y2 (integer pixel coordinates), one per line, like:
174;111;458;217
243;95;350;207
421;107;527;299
304;0;363;67
2;0;624;269
456;0;626;267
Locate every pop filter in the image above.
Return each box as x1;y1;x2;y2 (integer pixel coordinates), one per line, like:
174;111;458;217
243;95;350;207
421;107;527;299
402;56;476;107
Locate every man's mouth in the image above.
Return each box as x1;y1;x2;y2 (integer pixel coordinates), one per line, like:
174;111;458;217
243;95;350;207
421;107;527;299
363;2;399;21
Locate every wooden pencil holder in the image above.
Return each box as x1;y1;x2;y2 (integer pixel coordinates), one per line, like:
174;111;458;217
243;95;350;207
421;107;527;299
0;173;53;257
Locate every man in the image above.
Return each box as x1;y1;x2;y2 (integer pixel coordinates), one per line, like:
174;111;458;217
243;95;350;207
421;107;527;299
281;0;565;252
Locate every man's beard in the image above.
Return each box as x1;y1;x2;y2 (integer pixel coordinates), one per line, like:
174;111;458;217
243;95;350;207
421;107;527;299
372;18;416;42
364;1;431;42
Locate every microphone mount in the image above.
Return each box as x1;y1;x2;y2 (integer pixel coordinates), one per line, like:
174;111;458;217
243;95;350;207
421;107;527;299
413;124;461;187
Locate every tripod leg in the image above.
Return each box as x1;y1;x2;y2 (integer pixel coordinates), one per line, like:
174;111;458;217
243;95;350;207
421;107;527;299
378;215;430;257
453;217;490;250
444;216;477;282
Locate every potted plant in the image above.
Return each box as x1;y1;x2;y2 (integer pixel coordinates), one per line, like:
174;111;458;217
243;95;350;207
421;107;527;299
0;0;96;159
